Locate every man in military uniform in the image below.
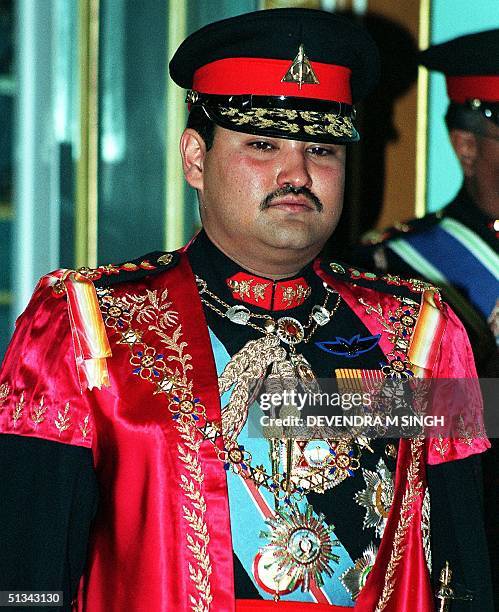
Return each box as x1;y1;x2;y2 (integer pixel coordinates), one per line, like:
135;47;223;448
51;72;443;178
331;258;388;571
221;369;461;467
356;29;498;375
0;10;492;611
354;34;498;605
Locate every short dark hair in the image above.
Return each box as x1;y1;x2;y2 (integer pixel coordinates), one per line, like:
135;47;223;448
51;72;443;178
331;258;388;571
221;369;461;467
186;106;216;150
445;102;490;136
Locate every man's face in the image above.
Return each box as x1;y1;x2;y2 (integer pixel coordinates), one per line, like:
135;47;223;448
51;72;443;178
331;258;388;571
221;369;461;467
451;120;499;219
182;126;346;272
474;121;499;217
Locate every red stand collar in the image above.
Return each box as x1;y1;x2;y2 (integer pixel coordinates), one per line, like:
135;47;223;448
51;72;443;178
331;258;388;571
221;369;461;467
226;271;311;311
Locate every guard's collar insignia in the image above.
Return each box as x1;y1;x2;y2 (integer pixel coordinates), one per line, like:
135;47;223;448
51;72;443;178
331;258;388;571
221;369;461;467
281;44;319;89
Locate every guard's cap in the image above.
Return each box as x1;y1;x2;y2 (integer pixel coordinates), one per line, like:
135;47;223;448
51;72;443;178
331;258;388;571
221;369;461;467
419;29;499;125
169;8;380;144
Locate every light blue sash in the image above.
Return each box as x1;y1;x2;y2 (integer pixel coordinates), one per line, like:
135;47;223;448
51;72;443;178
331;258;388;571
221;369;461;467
389;221;498;320
209;328;355;605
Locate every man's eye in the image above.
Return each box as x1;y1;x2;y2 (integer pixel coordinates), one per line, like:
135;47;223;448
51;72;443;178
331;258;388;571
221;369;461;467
249;141;275;151
308;146;334;156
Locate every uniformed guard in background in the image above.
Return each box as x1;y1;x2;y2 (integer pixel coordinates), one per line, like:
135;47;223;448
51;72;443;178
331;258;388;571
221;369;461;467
354;29;498;608
356;29;498;376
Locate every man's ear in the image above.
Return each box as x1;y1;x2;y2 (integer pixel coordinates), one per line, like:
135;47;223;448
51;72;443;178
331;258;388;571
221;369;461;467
180;128;207;190
449;129;478;178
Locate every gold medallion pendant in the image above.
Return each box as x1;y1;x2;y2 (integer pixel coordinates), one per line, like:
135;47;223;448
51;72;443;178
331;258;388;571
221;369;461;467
255;503;340;597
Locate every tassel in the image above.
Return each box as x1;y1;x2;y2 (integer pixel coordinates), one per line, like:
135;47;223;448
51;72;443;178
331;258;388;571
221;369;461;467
54;270;112;391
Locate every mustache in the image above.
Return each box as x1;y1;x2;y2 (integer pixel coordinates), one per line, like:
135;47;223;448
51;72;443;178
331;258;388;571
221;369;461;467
260;185;323;212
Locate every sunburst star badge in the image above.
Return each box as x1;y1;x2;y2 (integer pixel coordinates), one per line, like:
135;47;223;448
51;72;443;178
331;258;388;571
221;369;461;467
340;542;378;600
354;458;394;538
257;503;340;593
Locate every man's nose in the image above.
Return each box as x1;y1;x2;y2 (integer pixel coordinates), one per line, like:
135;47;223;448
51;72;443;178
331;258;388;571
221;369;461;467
276;149;312;189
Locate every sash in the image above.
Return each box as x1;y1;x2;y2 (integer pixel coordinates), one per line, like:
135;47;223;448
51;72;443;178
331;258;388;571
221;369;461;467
209;329;355;606
388;220;498;321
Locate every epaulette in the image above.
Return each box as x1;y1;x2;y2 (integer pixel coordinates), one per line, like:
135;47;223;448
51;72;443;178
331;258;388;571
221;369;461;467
360;208;446;246
76;251;180;288
321;259;442;305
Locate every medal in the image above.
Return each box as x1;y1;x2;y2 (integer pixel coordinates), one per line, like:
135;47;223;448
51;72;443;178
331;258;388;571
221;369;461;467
257;503;341;593
226;304;251;325
289;352;319;391
276;317;305;344
311;304;331;326
253;550;298;598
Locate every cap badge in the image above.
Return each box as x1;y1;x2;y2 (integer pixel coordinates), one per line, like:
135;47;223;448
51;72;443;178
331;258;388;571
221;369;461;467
281;44;319;89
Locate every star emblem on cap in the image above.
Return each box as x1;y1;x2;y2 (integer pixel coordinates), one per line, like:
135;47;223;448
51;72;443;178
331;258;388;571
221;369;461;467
281;44;320;89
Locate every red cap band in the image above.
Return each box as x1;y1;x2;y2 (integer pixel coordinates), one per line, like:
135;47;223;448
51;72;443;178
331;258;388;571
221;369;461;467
446;75;499;103
192;57;352;104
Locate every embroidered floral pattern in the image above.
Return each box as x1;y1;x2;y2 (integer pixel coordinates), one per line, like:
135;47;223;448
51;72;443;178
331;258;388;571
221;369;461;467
281;284;311;305
457;415;479;447
0;388;89;443
29;397;47;427
381;358;414;380
12;392;25;427
433;435;449;459
79;414;92;439
375;439;424;611
381;273;402;286
51;280;66;297
54;402;71;435
127;289;179;329
252;283;268;301
217;106;354;139
219;443;252;475
382;274;438;295
123;260;156;272
97;286;212;611
98;264;121;275
421;488;431;574
0;382;10;405
282;286;296;305
157;253;173;266
338;261;440;299
228;279;252;298
76;267;105;281
296;284;311;301
389;307;417;337
130;346;166;380
357;296;420;378
169;395;205;423
176;418;213;611
100;296;132;329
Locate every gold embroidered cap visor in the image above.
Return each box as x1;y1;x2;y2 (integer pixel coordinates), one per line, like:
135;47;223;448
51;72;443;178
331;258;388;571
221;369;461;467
188;92;359;144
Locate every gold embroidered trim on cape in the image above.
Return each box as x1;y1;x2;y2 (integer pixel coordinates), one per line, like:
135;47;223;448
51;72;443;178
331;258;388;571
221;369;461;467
375;438;424;611
97;286;213;611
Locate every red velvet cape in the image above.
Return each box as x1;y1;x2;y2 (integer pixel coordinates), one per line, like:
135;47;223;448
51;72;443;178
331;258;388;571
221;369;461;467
0;252;488;611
